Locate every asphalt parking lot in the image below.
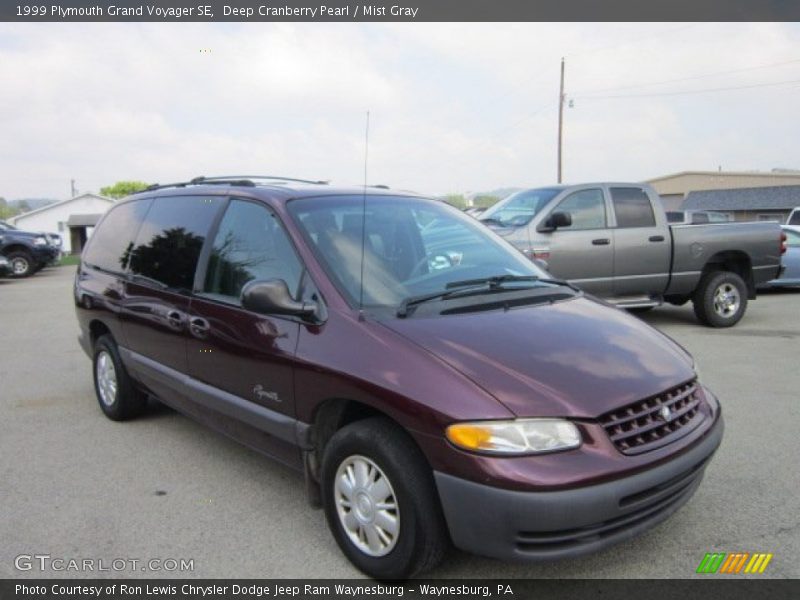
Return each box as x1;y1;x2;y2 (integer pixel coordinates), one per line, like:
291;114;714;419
1;266;798;579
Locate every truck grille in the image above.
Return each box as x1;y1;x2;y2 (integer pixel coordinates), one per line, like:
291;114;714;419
600;380;704;455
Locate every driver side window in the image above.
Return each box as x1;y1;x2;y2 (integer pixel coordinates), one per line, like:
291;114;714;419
554;189;607;230
203;199;303;301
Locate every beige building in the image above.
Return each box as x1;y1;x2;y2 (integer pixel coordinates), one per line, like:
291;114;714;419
647;170;800;210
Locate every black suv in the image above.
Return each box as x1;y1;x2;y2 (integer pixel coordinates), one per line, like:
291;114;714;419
0;220;61;277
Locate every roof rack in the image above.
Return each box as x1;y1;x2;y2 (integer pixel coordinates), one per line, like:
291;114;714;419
142;175;328;193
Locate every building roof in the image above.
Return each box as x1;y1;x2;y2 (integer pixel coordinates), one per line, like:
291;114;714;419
648;170;800;183
10;193;113;223
66;213;104;227
683;185;800;211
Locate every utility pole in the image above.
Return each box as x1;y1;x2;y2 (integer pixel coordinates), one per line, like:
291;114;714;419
70;179;77;197
557;57;565;183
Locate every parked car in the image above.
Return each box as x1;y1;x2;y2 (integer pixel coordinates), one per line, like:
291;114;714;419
759;226;800;288
665;210;732;224
74;176;724;579
479;183;783;327
0;255;10;277
0;220;60;277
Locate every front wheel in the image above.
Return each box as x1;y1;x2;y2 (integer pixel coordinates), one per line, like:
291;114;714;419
693;271;748;327
321;418;448;579
6;251;35;278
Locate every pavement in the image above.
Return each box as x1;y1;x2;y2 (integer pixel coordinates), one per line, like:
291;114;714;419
1;266;798;579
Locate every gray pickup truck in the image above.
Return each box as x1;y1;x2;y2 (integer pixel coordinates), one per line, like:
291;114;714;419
479;183;784;327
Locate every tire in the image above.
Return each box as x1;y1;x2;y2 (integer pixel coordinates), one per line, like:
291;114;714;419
692;271;748;328
92;334;147;421
321;417;448;579
6;251;35;278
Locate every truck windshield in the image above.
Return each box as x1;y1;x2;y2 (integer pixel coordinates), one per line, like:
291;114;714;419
288;195;549;311
479;188;560;227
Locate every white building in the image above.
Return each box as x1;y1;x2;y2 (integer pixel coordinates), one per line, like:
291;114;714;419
9;193;115;254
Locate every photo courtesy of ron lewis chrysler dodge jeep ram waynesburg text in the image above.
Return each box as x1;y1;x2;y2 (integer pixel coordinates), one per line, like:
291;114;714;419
74;176;723;579
479;183;784;327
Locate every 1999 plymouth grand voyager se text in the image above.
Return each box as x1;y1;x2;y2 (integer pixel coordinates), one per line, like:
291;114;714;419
74;176;724;579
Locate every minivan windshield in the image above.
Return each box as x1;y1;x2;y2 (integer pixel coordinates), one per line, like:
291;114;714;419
288;195;553;311
479;188;561;227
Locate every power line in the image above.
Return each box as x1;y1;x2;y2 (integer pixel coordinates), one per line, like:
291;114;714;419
572;57;800;96
575;77;800;100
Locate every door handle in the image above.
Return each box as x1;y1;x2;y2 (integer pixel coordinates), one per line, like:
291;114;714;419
166;310;184;328
592;238;611;245
649;235;665;242
189;317;210;337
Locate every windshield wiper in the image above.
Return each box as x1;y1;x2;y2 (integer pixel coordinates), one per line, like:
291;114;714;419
396;275;578;318
479;217;505;226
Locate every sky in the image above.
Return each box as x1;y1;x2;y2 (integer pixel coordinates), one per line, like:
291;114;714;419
1;22;799;200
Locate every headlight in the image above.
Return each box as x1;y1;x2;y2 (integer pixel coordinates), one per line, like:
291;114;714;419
33;236;47;246
446;418;582;455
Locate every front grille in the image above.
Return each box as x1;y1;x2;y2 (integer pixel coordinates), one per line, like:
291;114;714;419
600;380;705;455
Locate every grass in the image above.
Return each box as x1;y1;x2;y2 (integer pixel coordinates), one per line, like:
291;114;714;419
58;254;81;267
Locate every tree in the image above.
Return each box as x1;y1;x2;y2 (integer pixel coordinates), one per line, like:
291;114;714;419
100;181;150;199
443;194;468;210
472;195;500;209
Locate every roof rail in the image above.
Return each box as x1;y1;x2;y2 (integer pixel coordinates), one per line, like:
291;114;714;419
141;175;328;193
197;175;329;185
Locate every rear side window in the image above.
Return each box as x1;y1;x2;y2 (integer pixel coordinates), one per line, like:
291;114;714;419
82;199;152;273
127;196;223;290
203;199;303;300
611;187;656;228
789;211;800;225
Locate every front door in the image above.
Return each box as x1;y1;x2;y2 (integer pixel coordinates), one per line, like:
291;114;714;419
186;198;305;462
539;188;614;295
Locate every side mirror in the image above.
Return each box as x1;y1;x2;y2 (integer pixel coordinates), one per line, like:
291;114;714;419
538;211;572;232
241;279;317;319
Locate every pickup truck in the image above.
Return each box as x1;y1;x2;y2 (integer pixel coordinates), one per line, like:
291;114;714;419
0;220;61;277
479;183;784;327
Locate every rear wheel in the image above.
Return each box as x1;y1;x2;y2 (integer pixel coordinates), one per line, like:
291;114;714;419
321;418;448;579
693;271;748;327
6;251;34;278
92;335;147;420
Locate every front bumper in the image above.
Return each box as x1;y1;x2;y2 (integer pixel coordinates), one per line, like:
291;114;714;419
434;412;723;561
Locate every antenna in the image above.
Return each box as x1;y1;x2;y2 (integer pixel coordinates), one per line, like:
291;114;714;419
358;111;370;320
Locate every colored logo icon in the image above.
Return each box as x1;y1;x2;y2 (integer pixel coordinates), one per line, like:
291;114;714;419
696;552;773;574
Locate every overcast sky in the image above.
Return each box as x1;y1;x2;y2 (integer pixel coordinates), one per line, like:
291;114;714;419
1;22;799;200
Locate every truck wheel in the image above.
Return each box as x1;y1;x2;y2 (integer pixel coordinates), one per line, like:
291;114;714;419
321;417;448;579
693;271;748;328
92;335;147;421
6;251;34;278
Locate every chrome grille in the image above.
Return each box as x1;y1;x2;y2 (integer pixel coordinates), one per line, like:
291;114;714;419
600;380;704;455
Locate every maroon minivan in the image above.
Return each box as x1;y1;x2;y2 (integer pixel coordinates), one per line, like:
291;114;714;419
74;176;723;579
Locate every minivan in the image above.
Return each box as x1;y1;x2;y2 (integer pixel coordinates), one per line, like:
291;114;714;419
74;176;724;579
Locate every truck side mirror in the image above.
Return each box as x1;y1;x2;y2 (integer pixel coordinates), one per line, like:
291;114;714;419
538;211;572;232
241;279;317;319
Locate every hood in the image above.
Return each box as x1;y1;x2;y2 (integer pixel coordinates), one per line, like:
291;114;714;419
380;297;695;419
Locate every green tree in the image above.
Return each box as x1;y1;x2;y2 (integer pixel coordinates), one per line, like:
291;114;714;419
472;195;500;209
0;197;13;219
100;181;150;199
443;194;468;210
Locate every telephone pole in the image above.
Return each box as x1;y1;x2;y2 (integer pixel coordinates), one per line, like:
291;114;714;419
557;57;565;183
70;179;77;197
